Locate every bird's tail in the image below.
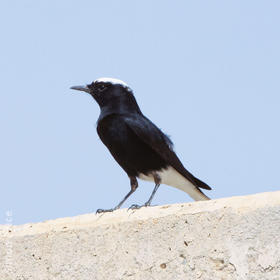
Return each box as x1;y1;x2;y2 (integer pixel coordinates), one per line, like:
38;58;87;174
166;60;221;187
160;167;211;201
190;187;210;201
187;177;211;201
192;176;212;190
160;168;211;201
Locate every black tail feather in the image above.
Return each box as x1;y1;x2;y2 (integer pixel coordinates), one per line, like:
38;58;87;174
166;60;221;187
193;177;212;190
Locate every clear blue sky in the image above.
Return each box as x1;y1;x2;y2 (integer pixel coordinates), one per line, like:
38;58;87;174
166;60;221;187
1;1;280;225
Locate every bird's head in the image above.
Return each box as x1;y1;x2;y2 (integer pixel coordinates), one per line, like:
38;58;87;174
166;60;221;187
70;77;134;108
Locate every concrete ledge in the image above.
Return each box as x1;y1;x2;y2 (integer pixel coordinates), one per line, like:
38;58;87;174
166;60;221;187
1;191;280;280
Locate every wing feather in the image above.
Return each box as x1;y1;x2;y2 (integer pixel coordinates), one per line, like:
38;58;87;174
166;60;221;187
123;115;211;190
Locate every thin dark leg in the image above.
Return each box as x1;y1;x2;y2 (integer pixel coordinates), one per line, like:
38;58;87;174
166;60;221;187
129;173;161;210
144;183;160;206
96;176;138;214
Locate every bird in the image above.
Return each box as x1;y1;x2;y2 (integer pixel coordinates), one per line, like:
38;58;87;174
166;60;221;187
71;77;212;213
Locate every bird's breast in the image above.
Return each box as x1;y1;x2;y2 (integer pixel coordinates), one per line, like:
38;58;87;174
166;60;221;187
97;114;168;176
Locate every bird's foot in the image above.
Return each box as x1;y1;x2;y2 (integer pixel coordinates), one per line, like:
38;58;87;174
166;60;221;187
128;204;142;210
128;202;151;211
96;207;118;214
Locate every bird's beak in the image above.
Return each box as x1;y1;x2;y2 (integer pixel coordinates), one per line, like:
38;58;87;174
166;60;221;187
70;85;90;93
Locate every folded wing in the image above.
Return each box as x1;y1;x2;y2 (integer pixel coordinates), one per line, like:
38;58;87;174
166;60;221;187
123;115;211;191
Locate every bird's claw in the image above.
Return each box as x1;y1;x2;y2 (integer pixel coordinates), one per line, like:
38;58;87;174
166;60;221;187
128;204;142;210
128;203;151;211
96;208;115;214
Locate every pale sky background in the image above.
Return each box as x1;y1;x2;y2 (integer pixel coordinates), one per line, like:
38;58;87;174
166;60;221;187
1;1;279;225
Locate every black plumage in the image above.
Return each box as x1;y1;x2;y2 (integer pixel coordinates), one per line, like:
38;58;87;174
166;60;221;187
71;78;211;212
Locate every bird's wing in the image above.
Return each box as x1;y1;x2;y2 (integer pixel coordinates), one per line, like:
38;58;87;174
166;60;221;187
123;115;211;190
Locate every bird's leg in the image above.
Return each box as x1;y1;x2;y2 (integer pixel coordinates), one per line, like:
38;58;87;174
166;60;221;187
143;183;160;206
114;177;138;209
129;173;161;210
96;176;138;214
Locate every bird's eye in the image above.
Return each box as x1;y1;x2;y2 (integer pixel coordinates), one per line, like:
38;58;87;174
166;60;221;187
97;83;107;92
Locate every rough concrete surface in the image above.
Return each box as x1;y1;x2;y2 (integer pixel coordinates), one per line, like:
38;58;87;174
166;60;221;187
0;191;280;280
